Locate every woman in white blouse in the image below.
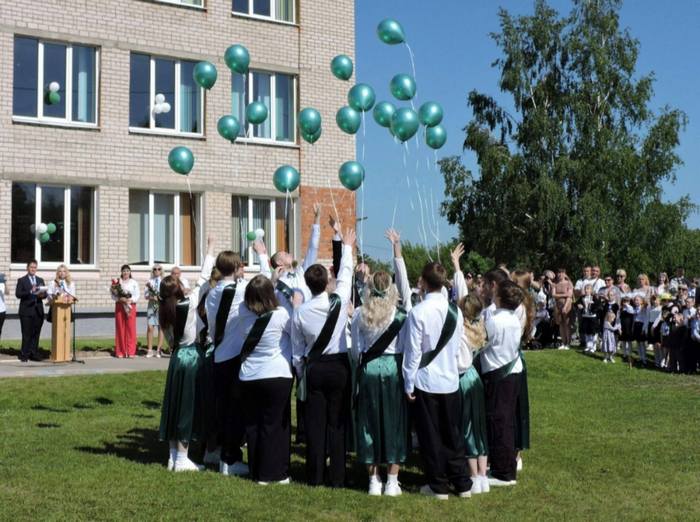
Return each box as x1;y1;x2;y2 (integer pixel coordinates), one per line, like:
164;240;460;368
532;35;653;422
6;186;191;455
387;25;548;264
112;264;139;358
47;264;76;305
232;275;293;484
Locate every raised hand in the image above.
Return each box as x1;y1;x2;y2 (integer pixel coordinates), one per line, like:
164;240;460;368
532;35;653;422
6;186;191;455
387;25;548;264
313;202;321;224
385;228;402;258
343;227;356;246
329;215;341;236
450;243;465;272
252;239;267;256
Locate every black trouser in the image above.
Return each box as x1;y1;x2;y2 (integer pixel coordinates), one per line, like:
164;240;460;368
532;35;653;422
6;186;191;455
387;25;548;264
483;372;521;481
20;312;43;360
0;312;5;340
294;370;306;444
214;356;245;464
413;388;471;495
240;377;292;482
682;341;699;374
304;354;350;487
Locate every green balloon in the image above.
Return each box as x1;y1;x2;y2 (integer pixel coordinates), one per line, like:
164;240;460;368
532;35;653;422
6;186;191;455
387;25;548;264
338;161;365;191
425;124;447;149
193;61;217;90
46;222;57;234
168;146;194;175
348;83;376;112
331;54;353;81
390;74;416;101
336;106;361;134
39;232;50;243
246;101;268;125
377;19;406;45
299;108;322;135
246;230;257;241
302;126;322;144
47;91;61;105
419;101;443;127
224;44;250;74
390;107;419;142
373;101;396;128
273;165;301;193
217;115;240;142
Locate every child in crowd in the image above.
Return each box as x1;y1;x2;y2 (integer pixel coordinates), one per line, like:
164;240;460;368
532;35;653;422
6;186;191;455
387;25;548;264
664;311;686;373
647;295;663;368
601;311;620;363
577;284;600;353
632;295;648;366
532;298;551;349
619;296;635;360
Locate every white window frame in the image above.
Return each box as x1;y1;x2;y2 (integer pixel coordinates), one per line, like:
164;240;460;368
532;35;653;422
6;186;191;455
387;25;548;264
10;184;98;270
232;0;296;25
12;38;100;129
131;190;203;269
155;0;205;8
236;70;297;146
128;54;204;138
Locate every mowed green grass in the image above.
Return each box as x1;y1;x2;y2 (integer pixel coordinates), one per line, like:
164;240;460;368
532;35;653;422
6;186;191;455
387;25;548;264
0;351;698;521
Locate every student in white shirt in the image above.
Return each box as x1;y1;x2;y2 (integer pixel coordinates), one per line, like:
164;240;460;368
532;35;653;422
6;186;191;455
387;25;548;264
0;273;6;341
402;261;470;500
205;250;249;477
291;227;355;488
112;265;140;358
157;253;213;472
350;228;409;497
480;280;524;487
145;265;164;358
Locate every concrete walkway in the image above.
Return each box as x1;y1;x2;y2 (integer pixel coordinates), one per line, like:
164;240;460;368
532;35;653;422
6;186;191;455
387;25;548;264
0;355;169;378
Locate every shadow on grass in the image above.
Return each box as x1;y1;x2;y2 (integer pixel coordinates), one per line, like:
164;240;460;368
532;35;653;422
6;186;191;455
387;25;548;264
76;427;166;466
95;397;114;406
142;400;161;410
32;404;70;413
37;422;61;428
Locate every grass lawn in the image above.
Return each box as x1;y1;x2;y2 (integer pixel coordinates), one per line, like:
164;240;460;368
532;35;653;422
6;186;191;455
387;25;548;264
0;336;150;357
0;350;698;521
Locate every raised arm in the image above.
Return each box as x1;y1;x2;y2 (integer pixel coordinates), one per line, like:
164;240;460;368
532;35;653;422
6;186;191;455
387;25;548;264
451;243;467;301
329;216;342;278
335;227;356;306
301;203;321;271
253;239;272;279
195;235;217;290
386;228;412;312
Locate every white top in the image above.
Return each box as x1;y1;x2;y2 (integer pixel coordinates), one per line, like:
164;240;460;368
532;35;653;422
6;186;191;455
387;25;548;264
0;282;6;314
683;306;697;323
291;243;352;375
194;255;216;340
647;305;662;327
47;280;76;301
393;257;414;313
457;331;475;374
480;308;523;374
206;277;249;363
453;270;468;301
633;306;648;324
590;278;605;293
223;305;294;381
260;223;320;311
145;277;161;300
401;291;464;394
112;278;139;304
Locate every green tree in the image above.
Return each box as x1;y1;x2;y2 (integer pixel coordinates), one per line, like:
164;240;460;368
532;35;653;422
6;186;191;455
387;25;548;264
441;0;694;277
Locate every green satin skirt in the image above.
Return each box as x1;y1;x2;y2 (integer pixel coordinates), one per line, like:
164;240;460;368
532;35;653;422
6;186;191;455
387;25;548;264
354;354;408;465
459;366;488;457
159;344;204;443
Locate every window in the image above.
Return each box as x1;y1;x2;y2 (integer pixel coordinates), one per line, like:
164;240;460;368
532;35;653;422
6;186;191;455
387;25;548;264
128;190;202;266
13;36;99;125
232;0;295;23
156;0;204;7
129;53;203;135
231;70;296;142
232;196;295;267
11;183;95;265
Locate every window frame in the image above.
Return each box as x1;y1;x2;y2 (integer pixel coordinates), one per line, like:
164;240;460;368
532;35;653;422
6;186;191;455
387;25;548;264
12;37;100;128
235;69;298;146
128;53;205;138
129;190;204;269
10;183;98;270
231;0;297;25
154;0;205;9
232;195;297;271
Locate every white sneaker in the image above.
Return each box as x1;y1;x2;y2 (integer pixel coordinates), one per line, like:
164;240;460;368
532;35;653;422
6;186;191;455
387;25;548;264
516;457;523;472
558;345;567;350
174;458;204;472
167;457;174;471
146;350;154;358
277;477;291;485
419;485;448;500
368;477;383;496
384;481;402;497
457;490;472;499
480;475;490;493
469;476;482;494
156;351;162;358
220;461;248;476
488;475;517;487
203;448;221;465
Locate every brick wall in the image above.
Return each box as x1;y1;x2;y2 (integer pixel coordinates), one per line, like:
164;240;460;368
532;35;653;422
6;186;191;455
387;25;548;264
0;0;356;312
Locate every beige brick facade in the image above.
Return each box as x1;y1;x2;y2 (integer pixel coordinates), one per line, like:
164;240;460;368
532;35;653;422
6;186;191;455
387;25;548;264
0;0;356;313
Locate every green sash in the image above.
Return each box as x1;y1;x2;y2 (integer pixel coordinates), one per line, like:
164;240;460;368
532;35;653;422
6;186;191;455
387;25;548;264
239;311;274;363
297;293;342;402
213;283;237;349
276;280;294;302
419;302;459;369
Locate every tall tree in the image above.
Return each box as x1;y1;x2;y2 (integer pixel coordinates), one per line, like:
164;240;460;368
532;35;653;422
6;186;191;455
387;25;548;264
441;0;695;276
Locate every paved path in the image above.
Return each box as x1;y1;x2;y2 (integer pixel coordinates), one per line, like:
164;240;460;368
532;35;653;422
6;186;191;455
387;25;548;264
0;355;169;379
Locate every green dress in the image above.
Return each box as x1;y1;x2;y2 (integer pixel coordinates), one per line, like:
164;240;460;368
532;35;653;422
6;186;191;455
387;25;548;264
459;366;488;457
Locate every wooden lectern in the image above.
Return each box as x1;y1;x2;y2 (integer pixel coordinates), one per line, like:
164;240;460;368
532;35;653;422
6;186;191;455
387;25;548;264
51;302;72;362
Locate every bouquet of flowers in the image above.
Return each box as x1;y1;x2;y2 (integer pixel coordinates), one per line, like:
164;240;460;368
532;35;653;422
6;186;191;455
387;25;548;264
146;280;160;314
111;278;132;314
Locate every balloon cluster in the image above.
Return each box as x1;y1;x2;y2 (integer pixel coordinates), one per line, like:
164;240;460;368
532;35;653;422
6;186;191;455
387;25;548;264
153;93;171;115
246;228;265;242
46;81;61;105
30;222;57;243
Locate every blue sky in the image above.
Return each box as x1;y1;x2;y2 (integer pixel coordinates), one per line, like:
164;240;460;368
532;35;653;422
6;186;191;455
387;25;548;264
353;0;699;261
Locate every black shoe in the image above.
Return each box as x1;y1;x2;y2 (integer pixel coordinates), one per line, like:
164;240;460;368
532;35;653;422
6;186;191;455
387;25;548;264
29;355;41;362
19;357;28;363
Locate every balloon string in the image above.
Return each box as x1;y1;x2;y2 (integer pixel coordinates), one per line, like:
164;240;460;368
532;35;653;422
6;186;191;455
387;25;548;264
391;197;398;230
415;182;432;261
361;111;366;162
327;178;340;223
359;179;365;261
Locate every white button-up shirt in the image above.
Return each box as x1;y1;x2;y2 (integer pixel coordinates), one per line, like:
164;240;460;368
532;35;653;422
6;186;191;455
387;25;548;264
113;278;139;304
481;308;523;374
402;291;464;395
291;243;353;375
206;277;248;363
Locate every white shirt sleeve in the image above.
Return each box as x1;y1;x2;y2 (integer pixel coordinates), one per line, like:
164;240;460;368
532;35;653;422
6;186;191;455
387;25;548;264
401;310;423;394
258;253;272;279
197;254;215;289
453;270;468;301
301;224;321;271
335;244;354;306
291;308;305;375
130;280;140;304
394;257;412;312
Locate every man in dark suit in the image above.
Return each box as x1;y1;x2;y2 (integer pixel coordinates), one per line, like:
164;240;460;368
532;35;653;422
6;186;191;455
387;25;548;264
15;259;46;362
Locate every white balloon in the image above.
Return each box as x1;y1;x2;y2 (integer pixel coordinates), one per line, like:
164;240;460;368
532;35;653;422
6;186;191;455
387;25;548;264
154;105;163;114
155;93;166;104
37;222;48;234
255;228;265;239
48;81;60;93
161;102;171;114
